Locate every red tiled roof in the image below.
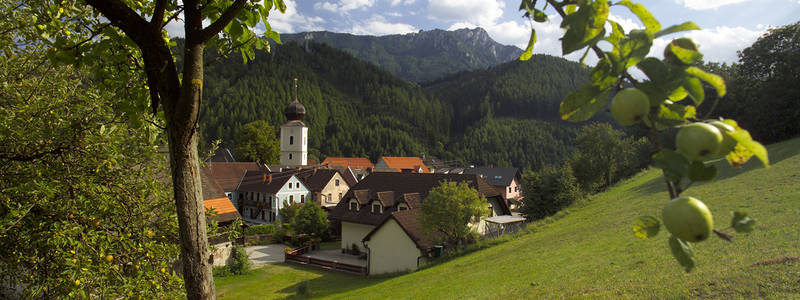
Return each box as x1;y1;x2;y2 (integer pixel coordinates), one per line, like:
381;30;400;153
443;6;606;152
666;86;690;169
204;197;241;223
322;157;374;170
379;157;429;173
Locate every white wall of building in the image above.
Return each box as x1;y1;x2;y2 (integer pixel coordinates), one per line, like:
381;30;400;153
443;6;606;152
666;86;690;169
341;222;374;252
275;175;310;223
366;219;423;275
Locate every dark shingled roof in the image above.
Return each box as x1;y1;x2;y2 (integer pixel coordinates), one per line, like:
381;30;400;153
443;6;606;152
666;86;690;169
236;170;294;194
200;167;228;200
328;173;509;226
206;148;236;162
204;162;266;191
362;209;437;250
331;166;359;187
463;167;520;187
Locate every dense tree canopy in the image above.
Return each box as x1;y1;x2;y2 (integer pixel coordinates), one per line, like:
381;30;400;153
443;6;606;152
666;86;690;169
234;120;280;164
420;181;488;245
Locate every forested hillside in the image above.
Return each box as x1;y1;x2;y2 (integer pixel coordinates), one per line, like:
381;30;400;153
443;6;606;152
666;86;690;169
279;28;522;83
199;41;594;170
200;41;451;162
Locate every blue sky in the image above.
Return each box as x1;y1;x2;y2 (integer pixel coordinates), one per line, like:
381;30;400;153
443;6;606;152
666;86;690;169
258;0;800;64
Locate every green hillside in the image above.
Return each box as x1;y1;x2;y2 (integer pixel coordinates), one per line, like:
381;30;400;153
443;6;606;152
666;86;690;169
216;138;800;299
199;41;589;170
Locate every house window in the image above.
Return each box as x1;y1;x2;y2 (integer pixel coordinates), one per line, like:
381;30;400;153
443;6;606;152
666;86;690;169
290;136;294;145
301;195;305;203
508;187;512;193
398;203;408;211
290;195;294;202
335;179;340;186
371;202;382;214
515;186;519;192
338;193;342;201
289;153;293;160
328;193;333;203
296;182;300;188
268;196;273;208
349;199;359;211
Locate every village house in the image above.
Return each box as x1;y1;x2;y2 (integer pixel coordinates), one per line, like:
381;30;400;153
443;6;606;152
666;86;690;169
463;167;523;209
200;167;241;226
235;170;310;225
204;162;268;200
327;172;510;275
290;168;352;209
374;156;429;173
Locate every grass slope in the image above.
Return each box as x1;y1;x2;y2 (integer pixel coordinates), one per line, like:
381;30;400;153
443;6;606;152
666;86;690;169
216;138;800;299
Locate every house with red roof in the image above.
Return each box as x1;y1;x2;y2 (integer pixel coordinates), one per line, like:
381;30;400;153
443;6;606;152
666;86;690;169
374;156;429;173
321;157;374;170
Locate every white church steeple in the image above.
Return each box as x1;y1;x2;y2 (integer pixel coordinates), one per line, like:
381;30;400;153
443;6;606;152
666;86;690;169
280;78;308;166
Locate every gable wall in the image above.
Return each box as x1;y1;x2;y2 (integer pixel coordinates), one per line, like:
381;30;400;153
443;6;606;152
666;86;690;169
366;219;423;275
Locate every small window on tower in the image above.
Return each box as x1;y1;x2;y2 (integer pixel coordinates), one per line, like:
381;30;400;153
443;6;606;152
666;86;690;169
289;153;293;160
290;136;294;145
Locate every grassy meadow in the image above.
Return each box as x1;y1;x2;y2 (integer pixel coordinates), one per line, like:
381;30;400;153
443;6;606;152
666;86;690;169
216;138;800;299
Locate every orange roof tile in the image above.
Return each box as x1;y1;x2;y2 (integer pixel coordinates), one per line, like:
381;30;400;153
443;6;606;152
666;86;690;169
321;157;374;169
379;157;429;173
204;197;241;223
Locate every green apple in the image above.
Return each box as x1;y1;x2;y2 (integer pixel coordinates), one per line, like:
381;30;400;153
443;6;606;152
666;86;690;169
676;123;723;161
662;196;714;242
611;88;650;126
710;121;737;157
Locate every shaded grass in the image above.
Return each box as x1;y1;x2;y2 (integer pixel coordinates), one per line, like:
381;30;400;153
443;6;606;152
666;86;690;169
216;138;800;299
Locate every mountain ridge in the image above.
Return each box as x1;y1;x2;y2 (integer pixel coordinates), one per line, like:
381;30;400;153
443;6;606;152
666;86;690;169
279;27;523;83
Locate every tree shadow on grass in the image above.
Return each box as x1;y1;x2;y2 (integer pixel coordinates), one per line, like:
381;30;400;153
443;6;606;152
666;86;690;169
277;264;391;299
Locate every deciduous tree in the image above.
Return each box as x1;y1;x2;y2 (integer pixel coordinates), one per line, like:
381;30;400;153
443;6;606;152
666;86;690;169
234;120;280;164
420;181;488;245
29;0;286;297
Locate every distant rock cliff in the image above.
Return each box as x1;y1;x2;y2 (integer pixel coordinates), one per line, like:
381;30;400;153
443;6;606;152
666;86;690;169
280;27;524;83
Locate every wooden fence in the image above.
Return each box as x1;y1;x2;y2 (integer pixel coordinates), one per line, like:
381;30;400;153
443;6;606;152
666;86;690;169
284;246;367;275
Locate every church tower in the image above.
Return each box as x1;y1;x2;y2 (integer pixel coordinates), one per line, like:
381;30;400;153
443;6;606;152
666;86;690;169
280;79;308;166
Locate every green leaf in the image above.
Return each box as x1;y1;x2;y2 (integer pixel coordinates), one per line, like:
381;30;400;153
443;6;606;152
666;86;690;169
533;9;549;22
682;76;704;106
619;29;653;68
560;1;609;54
559;83;609;122
520;28;536;61
636;57;668;84
652;149;689;182
655;102;696;127
726;127;769;168
274;0;287;13
590;57;618;88
685;66;726;97
688;161;717;182
668;236;695;273
667;42;703;65
655;21;701;38
731;211;756;233
565;4;577;14
605;19;625;45
633;216;660;239
668;86;688;101
615;0;660;34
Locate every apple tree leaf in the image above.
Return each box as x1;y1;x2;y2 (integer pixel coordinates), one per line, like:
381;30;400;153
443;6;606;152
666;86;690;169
688;161;716;182
667;42;703;65
520;28;536;61
559;83;610;122
616;0;660;35
560;0;609;55
682;76;704;106
726;129;769;168
633;216;660;239
668;236;695;273
686;66;726;97
731;211;756;233
652;149;689;183
654;21;700;38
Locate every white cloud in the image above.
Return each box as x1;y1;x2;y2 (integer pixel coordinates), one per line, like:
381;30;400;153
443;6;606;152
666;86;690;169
683;26;763;62
269;0;326;33
385;12;403;17
675;0;749;10
428;0;505;26
350;15;417;36
315;0;375;12
390;0;415;6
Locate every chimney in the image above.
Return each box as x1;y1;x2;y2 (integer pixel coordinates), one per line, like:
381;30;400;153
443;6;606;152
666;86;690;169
313;166;318;175
262;173;267;183
268;174;272;184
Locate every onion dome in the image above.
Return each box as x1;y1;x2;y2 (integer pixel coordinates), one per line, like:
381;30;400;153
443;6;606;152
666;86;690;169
284;99;306;121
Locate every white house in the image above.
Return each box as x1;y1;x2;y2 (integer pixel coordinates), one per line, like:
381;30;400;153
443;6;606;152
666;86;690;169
235;170;310;225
